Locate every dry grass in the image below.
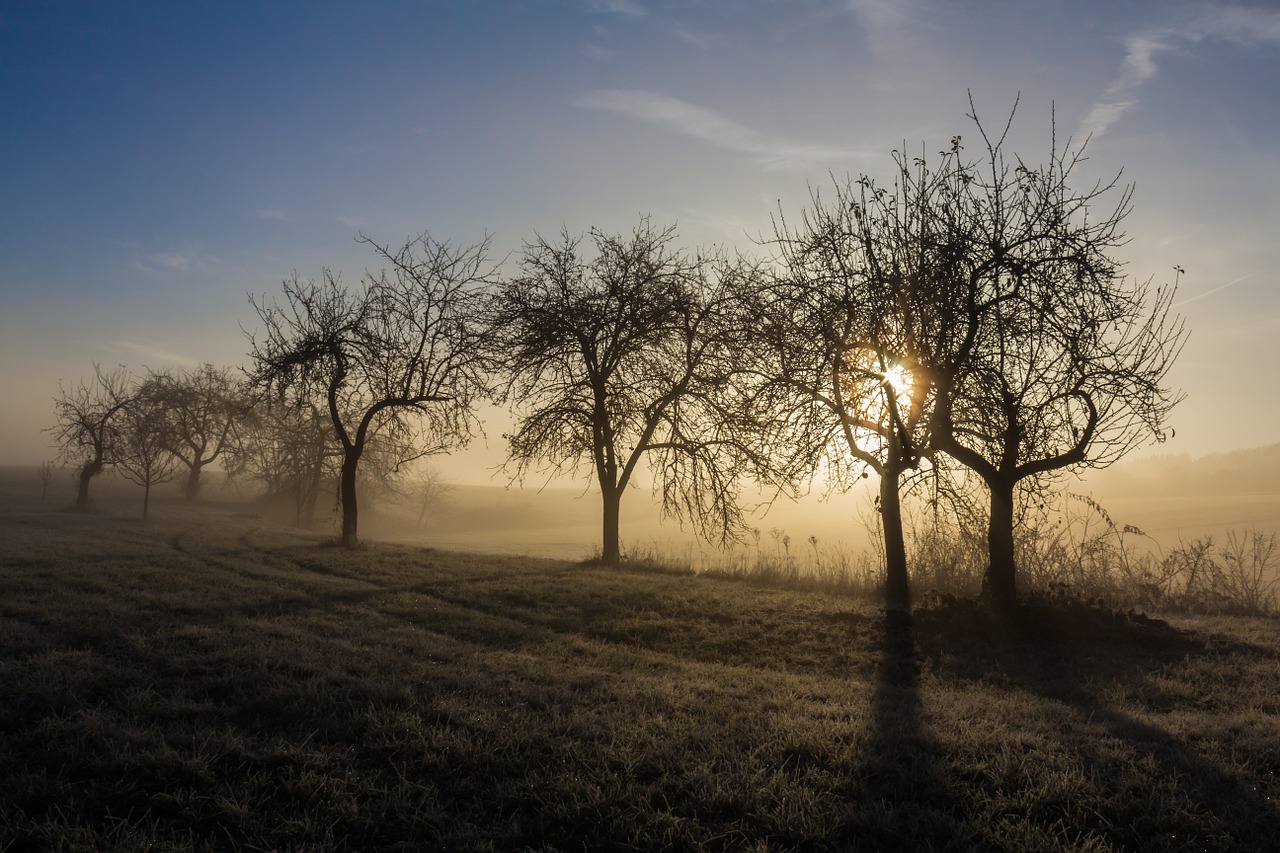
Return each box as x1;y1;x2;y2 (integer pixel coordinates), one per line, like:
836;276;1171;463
1;488;1277;851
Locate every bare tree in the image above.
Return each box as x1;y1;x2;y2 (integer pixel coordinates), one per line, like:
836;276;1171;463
919;100;1187;609
760;147;967;608
38;460;55;501
248;232;494;546
488;219;765;565
47;364;134;512
138;363;252;499
116;394;181;518
226;398;337;528
403;461;454;527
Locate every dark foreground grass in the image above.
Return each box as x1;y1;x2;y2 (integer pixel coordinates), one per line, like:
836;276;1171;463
1;501;1277;851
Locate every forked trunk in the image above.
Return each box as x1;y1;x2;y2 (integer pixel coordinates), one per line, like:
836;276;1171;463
983;481;1018;611
340;451;360;547
75;460;102;512
601;487;622;566
183;461;204;500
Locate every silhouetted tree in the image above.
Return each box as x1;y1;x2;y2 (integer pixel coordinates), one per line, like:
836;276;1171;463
138;364;252;499
117;393;181;518
48;364;134;512
760;146;967;608
248;232;494;546
919;100;1186;609
489;219;765;565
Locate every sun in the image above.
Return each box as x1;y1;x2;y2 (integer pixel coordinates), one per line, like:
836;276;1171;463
881;363;912;397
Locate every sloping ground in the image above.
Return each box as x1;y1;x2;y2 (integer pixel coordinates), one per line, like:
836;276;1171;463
0;501;1277;851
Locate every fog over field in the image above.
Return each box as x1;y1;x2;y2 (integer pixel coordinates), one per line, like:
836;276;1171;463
10;441;1278;567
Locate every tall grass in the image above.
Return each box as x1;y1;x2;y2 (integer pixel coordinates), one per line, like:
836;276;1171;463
628;493;1279;616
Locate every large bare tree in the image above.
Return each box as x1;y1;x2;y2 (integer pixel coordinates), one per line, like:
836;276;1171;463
760;147;966;608
488;219;765;565
48;364;134;512
248;232;495;546
918;102;1187;609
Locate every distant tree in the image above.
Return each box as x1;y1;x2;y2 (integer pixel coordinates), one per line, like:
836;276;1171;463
48;364;134;512
38;460;55;501
488;219;766;566
403;461;454;527
226;398;337;528
138;364;252;499
116;394;181;518
917;101;1187;609
248;232;494;546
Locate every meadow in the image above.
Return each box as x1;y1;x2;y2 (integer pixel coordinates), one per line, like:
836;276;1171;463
1;474;1278;851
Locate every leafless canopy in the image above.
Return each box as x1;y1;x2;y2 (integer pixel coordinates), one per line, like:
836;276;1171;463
116;391;181;518
137;363;252;499
919;99;1187;606
247;232;495;545
487;218;766;564
758;143;967;607
47;364;134;512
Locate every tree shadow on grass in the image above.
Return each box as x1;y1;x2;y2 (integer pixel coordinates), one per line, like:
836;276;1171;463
912;595;1280;850
839;607;967;850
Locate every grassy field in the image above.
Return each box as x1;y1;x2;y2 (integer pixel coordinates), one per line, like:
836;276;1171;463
1;489;1278;851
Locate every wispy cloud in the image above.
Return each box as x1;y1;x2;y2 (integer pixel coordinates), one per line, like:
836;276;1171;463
135;246;219;277
1080;4;1280;140
575;89;869;171
842;0;918;58
670;23;726;50
257;208;293;222
103;338;201;368
147;252;191;273
587;0;645;19
337;215;363;228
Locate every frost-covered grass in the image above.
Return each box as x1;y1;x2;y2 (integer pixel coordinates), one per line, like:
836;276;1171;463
1;495;1277;851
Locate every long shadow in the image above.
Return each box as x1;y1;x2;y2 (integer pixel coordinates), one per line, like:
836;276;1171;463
913;597;1280;850
839;607;965;849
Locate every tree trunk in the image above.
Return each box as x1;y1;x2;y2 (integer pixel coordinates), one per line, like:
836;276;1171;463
340;451;360;547
183;461;204;500
880;463;911;610
142;483;151;519
601;487;622;566
983;481;1018;611
75;460;101;512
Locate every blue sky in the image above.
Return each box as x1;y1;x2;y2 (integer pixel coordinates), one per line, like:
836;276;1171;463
2;0;1278;482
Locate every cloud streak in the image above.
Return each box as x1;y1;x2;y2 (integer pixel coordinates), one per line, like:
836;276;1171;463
575;89;869;171
135;246;219;277
1172;271;1256;308
104;338;201;368
587;0;645;19
1080;4;1280;140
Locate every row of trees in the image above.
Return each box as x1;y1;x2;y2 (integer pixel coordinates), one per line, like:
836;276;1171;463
50;364;250;516
53;106;1186;610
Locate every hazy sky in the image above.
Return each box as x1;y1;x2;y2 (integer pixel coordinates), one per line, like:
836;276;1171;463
2;0;1278;484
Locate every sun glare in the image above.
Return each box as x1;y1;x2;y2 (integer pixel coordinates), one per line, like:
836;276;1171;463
881;363;912;397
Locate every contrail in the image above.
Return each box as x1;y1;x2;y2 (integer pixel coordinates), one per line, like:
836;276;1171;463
1172;272;1256;308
